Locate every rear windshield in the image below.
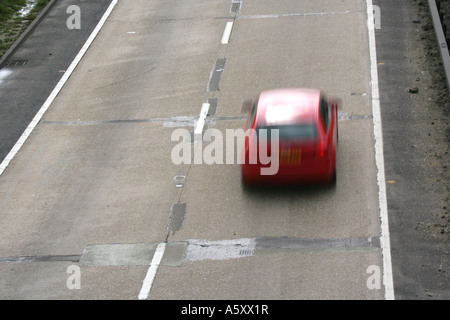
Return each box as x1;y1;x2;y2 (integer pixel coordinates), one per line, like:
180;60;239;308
257;123;318;140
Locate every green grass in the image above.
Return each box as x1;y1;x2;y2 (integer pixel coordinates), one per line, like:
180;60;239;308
0;0;27;22
0;0;51;58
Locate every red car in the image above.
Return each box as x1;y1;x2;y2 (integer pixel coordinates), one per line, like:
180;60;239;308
241;88;339;186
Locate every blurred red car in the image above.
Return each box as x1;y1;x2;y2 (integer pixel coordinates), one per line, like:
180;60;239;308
241;88;339;186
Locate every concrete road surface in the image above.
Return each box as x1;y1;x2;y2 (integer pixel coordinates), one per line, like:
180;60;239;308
0;0;393;301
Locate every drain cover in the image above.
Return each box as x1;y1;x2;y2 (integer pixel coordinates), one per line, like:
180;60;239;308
5;60;28;67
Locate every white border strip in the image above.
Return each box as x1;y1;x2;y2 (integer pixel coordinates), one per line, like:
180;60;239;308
221;21;234;44
0;0;119;176
138;242;166;300
366;0;395;300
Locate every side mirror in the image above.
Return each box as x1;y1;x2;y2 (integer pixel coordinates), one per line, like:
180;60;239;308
241;99;253;114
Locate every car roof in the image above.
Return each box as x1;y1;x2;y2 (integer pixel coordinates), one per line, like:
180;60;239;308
256;88;321;126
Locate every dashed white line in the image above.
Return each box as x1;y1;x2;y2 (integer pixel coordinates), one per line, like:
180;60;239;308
221;21;234;44
194;103;210;136
138;242;166;300
366;0;395;300
0;0;118;176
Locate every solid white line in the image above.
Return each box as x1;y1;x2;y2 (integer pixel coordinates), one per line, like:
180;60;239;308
221;21;234;44
0;0;118;176
366;0;395;300
138;242;166;300
194;103;210;136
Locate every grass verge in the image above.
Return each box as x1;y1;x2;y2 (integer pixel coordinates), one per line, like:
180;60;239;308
0;0;51;59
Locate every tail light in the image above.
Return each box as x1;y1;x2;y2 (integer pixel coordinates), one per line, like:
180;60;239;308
316;140;325;158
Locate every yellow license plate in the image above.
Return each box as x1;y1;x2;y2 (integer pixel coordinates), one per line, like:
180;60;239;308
279;148;301;165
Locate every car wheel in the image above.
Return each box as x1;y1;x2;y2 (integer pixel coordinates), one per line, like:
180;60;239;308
331;166;336;184
329;150;337;185
241;173;253;189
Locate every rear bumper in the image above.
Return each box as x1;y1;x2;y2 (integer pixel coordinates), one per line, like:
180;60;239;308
241;161;334;185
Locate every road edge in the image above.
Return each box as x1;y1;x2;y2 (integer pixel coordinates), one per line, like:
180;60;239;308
0;0;118;176
366;0;395;300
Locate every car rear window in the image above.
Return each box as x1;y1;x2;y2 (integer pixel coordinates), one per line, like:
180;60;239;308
257;123;318;140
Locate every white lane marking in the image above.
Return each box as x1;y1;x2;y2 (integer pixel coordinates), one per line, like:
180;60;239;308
194;103;210;136
366;0;395;300
0;0;119;176
221;21;234;44
138;242;166;300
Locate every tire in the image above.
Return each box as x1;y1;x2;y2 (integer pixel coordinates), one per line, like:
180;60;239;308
330;149;337;185
331;166;336;185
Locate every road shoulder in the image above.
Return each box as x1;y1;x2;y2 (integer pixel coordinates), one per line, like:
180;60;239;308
375;0;449;299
